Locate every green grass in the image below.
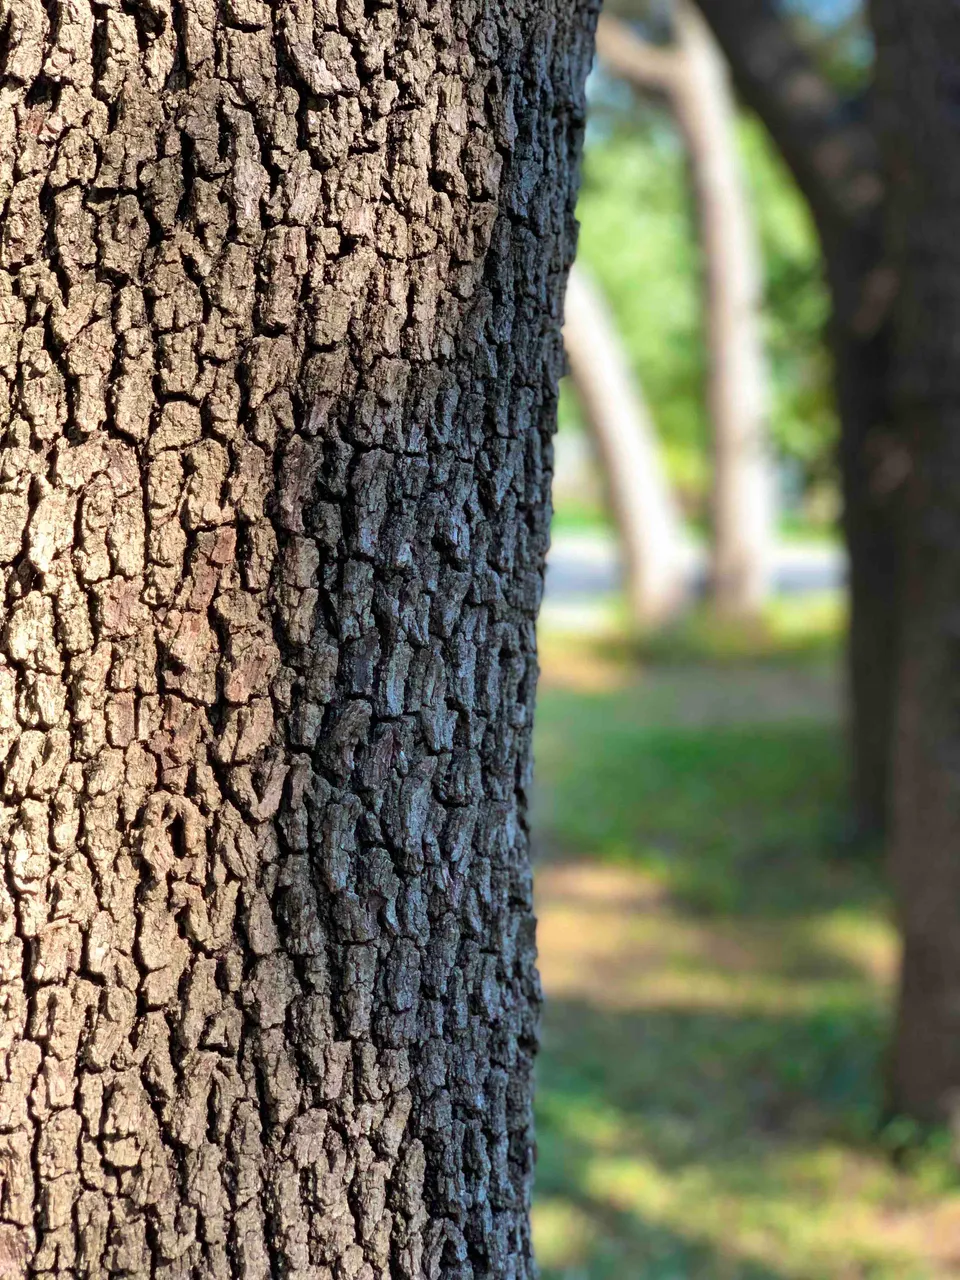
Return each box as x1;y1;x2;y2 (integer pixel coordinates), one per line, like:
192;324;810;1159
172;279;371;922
629;595;847;669
534;690;859;918
531;637;960;1279
550;505;616;538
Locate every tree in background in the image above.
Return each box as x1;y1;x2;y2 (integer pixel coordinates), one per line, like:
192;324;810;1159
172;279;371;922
687;0;896;834
687;0;960;1126
565;264;688;625
0;0;597;1272
599;4;777;617
601;0;891;834
870;0;960;1125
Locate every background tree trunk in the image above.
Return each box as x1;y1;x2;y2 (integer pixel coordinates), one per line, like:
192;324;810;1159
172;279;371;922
830;242;901;840
671;0;775;617
564;263;688;626
687;0;898;833
0;1;598;1274
870;0;960;1123
597;7;776;619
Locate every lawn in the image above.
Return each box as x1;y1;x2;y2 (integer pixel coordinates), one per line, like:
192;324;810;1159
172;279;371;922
531;620;960;1279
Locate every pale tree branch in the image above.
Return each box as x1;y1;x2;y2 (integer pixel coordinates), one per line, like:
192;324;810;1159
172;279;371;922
596;7;777;614
598;4;881;247
690;0;881;241
564;262;689;625
595;13;681;94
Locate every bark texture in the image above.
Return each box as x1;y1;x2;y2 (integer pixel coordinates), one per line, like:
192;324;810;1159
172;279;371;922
564;263;687;626
0;1;597;1274
870;0;960;1123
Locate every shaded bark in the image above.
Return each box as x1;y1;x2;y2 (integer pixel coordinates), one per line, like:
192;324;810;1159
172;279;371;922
830;243;901;841
564;263;687;626
870;0;960;1123
0;1;597;1274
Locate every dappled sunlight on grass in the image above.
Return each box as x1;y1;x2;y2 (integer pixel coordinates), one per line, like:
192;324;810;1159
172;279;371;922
531;626;960;1278
631;594;847;668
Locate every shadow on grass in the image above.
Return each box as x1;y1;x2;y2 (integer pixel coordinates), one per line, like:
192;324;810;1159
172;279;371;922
528;659;957;1278
534;1000;927;1280
533;693;883;920
536;1174;791;1280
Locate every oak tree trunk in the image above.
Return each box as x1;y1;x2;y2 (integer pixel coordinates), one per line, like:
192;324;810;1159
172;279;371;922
870;0;960;1123
564;263;687;627
0;1;597;1274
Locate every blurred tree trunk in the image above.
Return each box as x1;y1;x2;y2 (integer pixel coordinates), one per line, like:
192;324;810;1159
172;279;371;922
870;0;960;1124
688;0;898;836
673;1;776;617
0;0;597;1273
830;240;900;842
598;6;776;618
564;263;688;626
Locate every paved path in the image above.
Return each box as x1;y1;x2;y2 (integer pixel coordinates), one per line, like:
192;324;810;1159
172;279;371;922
544;529;845;603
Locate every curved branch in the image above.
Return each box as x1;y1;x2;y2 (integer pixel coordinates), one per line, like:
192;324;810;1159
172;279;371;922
595;14;681;94
598;7;880;247
689;0;881;242
672;0;776;614
596;7;776;614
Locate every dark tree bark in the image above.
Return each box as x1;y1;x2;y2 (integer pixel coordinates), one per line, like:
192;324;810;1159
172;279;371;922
870;0;960;1124
691;0;900;837
0;1;597;1274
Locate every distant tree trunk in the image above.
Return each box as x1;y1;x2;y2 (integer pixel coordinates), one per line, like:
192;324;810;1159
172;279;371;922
870;0;960;1124
688;0;897;834
0;1;597;1273
564;264;688;626
829;238;901;840
597;8;775;618
672;0;776;616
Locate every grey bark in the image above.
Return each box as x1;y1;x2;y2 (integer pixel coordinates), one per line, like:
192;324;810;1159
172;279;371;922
564;263;687;626
870;0;960;1124
598;7;776;618
0;1;598;1275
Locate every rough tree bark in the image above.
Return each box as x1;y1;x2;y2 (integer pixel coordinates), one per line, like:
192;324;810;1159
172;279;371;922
564;263;687;626
0;1;597;1275
688;0;897;834
870;0;960;1124
598;5;776;618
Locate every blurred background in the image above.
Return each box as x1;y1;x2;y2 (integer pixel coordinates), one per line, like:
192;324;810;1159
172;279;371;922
530;1;960;1276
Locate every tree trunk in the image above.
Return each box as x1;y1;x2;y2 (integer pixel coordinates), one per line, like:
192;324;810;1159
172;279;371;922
564;263;687;626
687;0;899;835
870;0;960;1123
0;1;597;1274
828;241;901;841
671;1;776;617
